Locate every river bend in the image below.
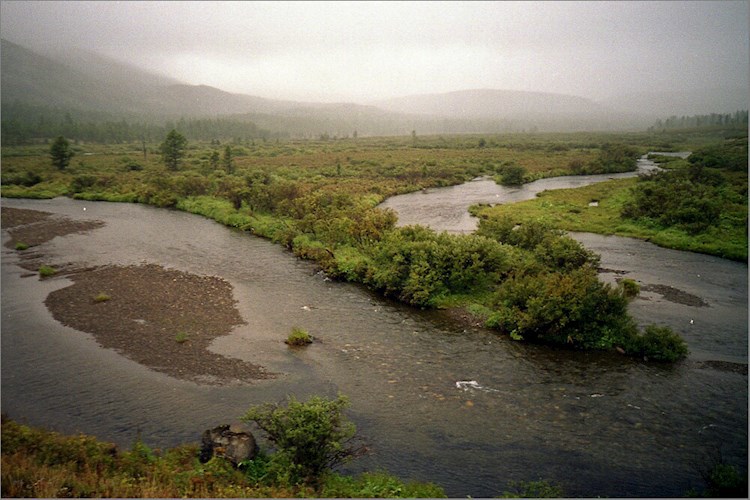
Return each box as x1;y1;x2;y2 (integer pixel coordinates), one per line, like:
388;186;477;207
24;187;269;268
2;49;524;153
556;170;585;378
1;163;746;497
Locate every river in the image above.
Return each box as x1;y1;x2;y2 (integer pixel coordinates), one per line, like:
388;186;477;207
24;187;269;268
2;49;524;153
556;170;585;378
1;158;747;497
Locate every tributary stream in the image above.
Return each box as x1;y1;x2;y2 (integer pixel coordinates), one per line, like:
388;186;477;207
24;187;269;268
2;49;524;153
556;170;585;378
2;154;747;497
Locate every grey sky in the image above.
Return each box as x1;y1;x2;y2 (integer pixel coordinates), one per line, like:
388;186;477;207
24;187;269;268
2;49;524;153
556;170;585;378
1;1;747;103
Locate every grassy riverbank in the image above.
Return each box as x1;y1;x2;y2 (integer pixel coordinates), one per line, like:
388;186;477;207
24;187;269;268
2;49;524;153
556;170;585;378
3;414;743;499
472;137;747;261
4;130;734;360
471;175;747;261
0;415;445;498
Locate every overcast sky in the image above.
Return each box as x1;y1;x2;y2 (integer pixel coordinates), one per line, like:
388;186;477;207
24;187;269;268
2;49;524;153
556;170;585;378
1;1;747;103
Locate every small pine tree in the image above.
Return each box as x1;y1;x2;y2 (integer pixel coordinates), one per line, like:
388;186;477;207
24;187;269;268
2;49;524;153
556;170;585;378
50;136;74;170
160;129;187;171
223;145;234;174
209;150;220;170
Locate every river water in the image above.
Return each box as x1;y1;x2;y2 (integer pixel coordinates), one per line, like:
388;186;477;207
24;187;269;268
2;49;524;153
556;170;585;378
1;158;747;497
379;153;666;233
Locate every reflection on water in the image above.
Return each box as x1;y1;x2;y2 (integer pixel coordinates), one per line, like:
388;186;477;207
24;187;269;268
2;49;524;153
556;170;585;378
1;192;746;498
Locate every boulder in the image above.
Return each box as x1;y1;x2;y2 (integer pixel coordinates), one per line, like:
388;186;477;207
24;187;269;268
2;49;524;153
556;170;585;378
199;422;258;465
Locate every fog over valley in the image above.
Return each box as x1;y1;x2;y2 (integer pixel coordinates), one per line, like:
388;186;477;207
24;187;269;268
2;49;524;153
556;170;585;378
1;1;747;135
1;3;748;499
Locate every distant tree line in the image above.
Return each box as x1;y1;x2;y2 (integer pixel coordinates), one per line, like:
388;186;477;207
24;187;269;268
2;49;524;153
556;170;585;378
648;110;748;132
0;102;283;145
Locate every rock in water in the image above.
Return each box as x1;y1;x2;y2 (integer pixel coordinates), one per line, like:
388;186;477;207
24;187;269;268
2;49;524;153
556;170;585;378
200;422;258;465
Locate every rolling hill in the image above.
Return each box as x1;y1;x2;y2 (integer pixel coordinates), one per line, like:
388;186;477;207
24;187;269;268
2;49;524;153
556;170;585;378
0;38;667;136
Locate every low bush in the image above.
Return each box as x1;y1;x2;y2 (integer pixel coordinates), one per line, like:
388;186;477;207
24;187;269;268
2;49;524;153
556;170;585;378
38;265;56;278
622;143;746;237
701;462;748;497
627;325;689;362
497;164;526;186
1;170;42;187
285;327;313;346
619;278;640;298
688;138;748;171
241;395;365;485
363;226;516;307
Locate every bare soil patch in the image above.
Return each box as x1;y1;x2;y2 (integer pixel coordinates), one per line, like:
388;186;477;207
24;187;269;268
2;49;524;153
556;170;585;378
2;206;106;250
3;206;273;385
45;264;272;385
640;283;708;308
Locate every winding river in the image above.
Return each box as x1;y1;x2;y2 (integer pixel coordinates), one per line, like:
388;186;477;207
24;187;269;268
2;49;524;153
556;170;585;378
1;155;746;497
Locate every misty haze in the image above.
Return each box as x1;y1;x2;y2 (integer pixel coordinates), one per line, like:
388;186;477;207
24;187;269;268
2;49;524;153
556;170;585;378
1;1;747;498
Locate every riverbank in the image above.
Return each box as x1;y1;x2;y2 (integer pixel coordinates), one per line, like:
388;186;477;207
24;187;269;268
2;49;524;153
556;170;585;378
2;206;271;385
471;175;747;261
1;417;447;498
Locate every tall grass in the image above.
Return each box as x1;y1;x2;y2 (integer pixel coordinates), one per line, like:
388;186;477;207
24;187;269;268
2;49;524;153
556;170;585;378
1;418;445;498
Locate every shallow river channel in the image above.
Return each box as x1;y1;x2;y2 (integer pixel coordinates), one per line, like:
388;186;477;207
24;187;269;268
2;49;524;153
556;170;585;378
2;156;747;497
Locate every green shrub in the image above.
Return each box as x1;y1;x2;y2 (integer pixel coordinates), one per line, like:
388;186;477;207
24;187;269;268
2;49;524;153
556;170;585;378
532;234;600;271
38;265;56;278
119;439;157;479
241;395;364;485
1;170;42;187
488;268;635;349
621;160;740;235
93;292;111;303
286;327;313;346
175;332;189;344
689;138;748;171
702;463;748;497
364;226;515;306
628;325;689;362
70;174;98;193
332;245;370;282
619;278;640;299
14;242;29;251
499;165;526;186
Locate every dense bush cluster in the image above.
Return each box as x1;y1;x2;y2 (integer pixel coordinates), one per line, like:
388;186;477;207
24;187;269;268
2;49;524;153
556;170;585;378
360;227;517;306
688;138;748;171
0;170;42;187
287;203;685;360
568;142;641;175
622;140;747;235
474;217;685;356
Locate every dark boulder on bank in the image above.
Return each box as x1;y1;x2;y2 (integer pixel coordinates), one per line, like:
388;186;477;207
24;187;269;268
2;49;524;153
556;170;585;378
199;422;258;465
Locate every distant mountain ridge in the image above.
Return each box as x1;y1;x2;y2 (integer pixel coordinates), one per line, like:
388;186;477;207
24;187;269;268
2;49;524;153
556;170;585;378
372;89;613;120
8;37;737;136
